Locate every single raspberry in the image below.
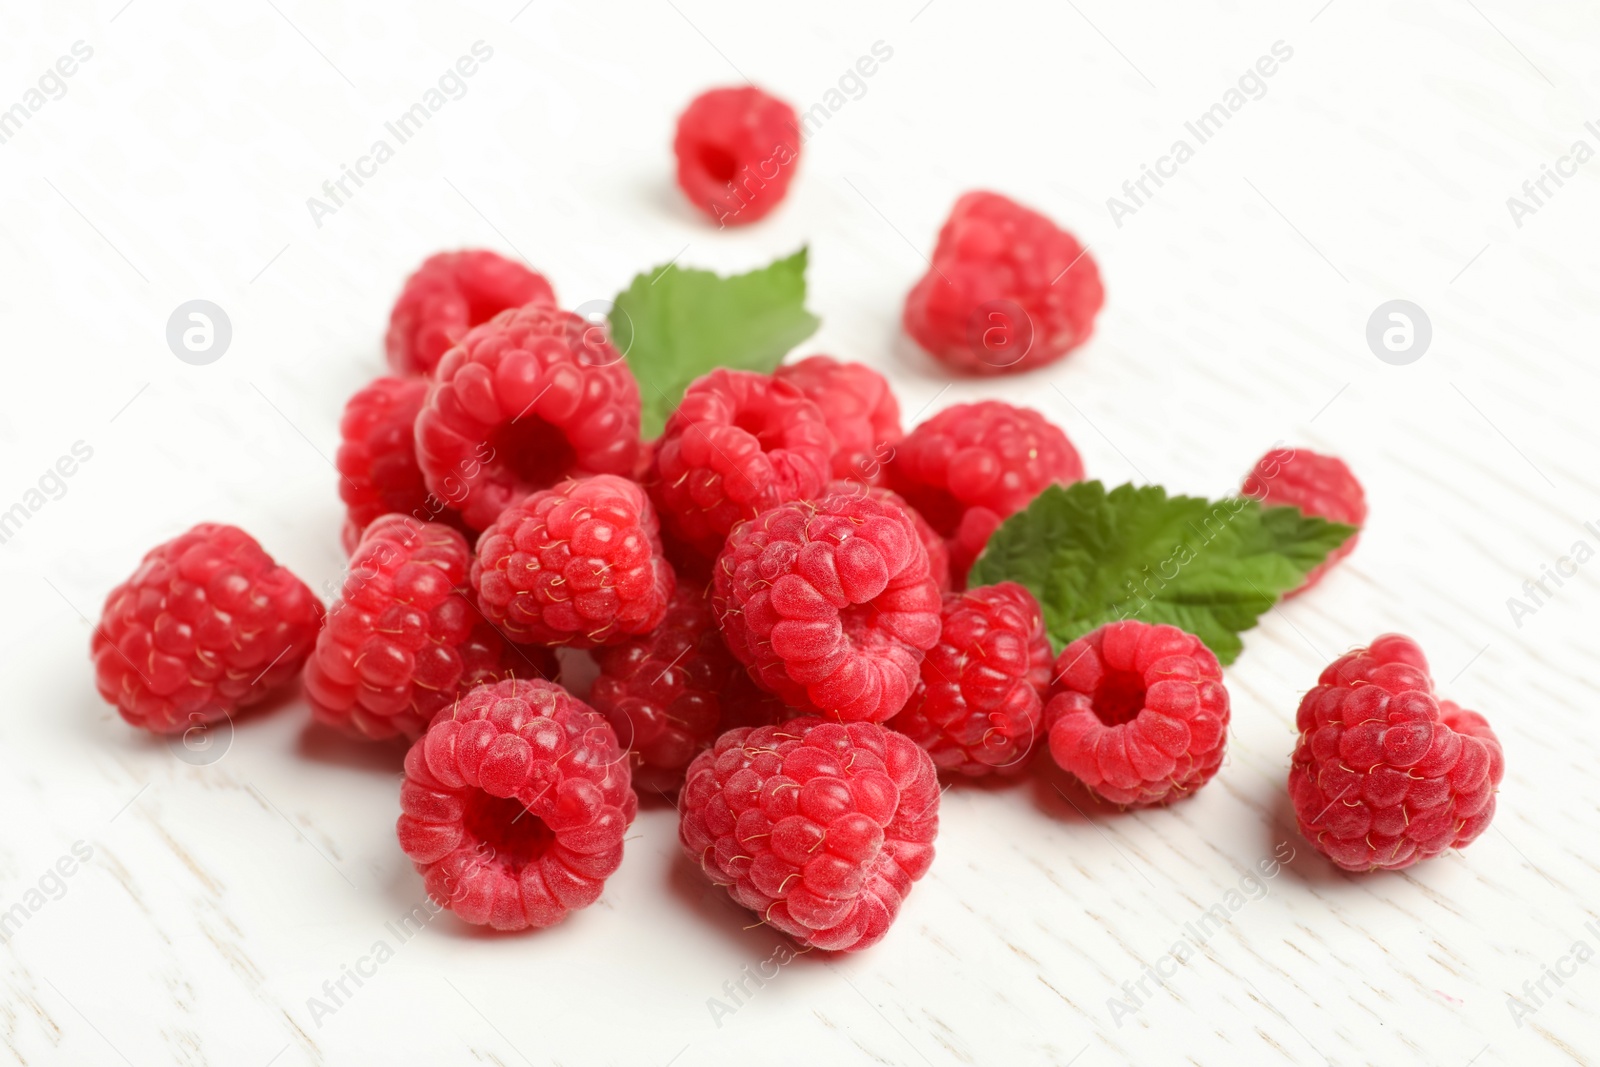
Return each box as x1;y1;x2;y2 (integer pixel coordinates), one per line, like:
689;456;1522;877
92;524;323;734
713;489;941;722
591;585;785;795
335;376;468;554
414;302;640;531
893;583;1052;776
679;717;940;952
887;401;1083;584
827;482;950;593
304;516;554;742
647;369;833;558
1045;620;1230;806
774;356;902;485
386;249;556;377
673;86;801;226
396;678;637;930
903;191;1104;375
472;474;675;648
1288;635;1503;872
1242;447;1367;596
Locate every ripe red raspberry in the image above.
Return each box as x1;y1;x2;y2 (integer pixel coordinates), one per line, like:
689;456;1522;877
1045;620;1230;806
472;475;674;648
679;717;940;952
713;489;941;722
304;517;553;742
386;249;556;377
1288;635;1503;872
774;356;902;485
1242;447;1367;596
92;524;323;734
888;401;1083;584
893;583;1052;776
335;376;468;553
590;585;785;795
647;369;833;558
396;678;637;930
414;303;640;531
903;191;1104;375
828;482;950;593
673;86;800;226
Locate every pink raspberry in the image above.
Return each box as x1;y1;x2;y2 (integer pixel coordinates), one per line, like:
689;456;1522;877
93;524;323;734
827;482;950;593
893;583;1052;776
1288;635;1503;872
774;356;902;485
888;401;1083;584
713;489;942;722
335;376;468;553
1242;447;1367;595
673;86;801;226
647;368;833;559
1045;620;1230;806
903;191;1104;375
386;249;556;377
414;303;640;531
304;516;553;742
590;585;785;795
396;678;637;930
679;717;940;952
472;474;675;648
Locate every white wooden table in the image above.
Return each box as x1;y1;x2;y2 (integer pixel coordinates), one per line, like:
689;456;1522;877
2;2;1597;1064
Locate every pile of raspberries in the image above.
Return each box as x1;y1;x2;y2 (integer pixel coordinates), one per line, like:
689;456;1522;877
89;86;1501;952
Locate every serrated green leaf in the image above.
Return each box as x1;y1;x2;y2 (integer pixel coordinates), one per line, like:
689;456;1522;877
968;481;1357;664
610;247;820;439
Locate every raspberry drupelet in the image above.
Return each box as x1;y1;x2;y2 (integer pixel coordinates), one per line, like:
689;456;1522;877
335;376;467;553
679;717;940;952
673;86;801;226
774;356;902;485
1242;447;1367;595
893;582;1053;776
713;488;942;723
472;474;675;648
304;516;553;742
413;303;641;531
1288;634;1503;872
826;482;951;593
903;191;1104;375
397;678;637;930
888;400;1083;585
1045;620;1231;806
647;368;834;559
386;249;556;377
93;524;323;733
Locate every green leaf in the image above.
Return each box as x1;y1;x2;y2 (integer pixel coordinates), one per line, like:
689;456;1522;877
610;247;821;439
968;481;1357;665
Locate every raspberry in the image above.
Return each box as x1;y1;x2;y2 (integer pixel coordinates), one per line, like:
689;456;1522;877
713;489;942;722
1045;620;1230;806
673;86;800;226
828;482;950;593
590;584;784;795
386;250;556;377
903;191;1104;375
1288;635;1503;872
679;717;940;952
335;376;468;553
774;356;902;485
1242;447;1367;595
414;302;640;531
647;369;833;558
304;517;553;742
887;401;1083;584
893;583;1052;776
396;678;637;930
472;474;675;648
92;524;323;734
